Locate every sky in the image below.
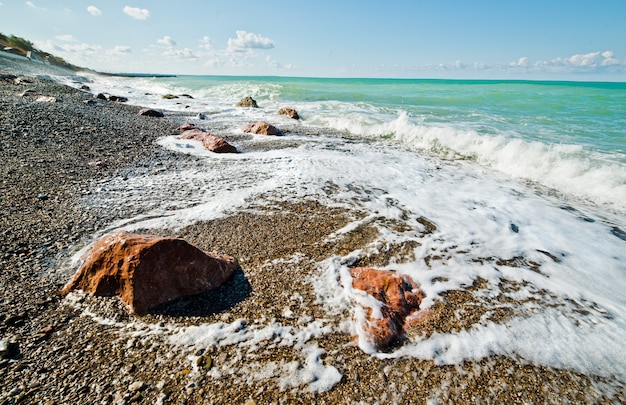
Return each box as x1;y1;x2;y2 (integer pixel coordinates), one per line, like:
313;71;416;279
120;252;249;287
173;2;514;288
1;0;625;80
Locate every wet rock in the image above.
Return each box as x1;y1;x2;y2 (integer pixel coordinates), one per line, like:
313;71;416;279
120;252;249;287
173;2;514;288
611;226;626;241
236;96;258;108
108;95;128;102
196;355;213;370
5;312;27;327
61;231;240;314
0;338;20;359
350;267;424;349
178;128;238;153
21;89;40;97
196;113;208;120
0;73;18;82
177;122;199;133
14;77;33;85
241;121;282;136
278;107;300;120
200;133;238;153
138;108;164;117
96;93;107;100
163;94;179;100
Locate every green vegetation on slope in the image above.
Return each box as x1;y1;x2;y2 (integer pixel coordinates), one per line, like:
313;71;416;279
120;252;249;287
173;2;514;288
0;32;80;70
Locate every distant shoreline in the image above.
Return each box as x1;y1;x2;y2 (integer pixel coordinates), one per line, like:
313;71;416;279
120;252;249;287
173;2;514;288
98;72;177;78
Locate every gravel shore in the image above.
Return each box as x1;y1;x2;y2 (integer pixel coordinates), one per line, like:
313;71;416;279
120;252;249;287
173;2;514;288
1;59;624;404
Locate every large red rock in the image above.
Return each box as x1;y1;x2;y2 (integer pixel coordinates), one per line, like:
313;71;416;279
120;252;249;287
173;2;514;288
241;121;282;136
349;267;423;349
178;128;238;153
61;231;239;314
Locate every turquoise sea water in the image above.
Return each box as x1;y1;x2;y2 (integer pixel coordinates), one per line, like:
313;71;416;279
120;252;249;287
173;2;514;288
180;76;626;158
108;75;625;212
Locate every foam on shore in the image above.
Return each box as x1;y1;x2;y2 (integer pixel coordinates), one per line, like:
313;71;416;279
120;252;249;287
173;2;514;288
72;116;626;382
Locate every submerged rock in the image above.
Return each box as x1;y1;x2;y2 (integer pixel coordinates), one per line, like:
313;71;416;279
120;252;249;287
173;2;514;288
61;231;240;314
241;121;282;136
278;107;300;120
350;267;423;349
236;96;258;108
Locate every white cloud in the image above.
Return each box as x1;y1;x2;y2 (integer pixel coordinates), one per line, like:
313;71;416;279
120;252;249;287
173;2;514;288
162;47;197;60
26;1;45;10
536;50;624;70
157;36;176;47
55;34;77;42
123;6;150;20
266;55;297;71
227;31;274;52
510;56;528;67
37;40;101;57
567;51;601;67
107;45;131;55
199;36;213;51
600;51;619;66
87;6;101;16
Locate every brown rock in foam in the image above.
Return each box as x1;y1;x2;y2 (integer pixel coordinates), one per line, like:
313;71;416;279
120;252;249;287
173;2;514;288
236;96;258;108
200;133;238;154
277;107;300;120
350;267;423;349
241;121;282;136
61;231;239;314
178;128;238;153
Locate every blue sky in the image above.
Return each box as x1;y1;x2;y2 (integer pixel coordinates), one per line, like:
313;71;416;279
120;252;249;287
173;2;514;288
1;0;625;80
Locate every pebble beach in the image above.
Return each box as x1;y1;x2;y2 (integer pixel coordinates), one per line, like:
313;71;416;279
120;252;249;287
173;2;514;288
1;56;624;404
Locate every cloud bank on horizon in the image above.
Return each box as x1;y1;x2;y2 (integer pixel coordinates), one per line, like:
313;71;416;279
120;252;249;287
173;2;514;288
2;1;625;80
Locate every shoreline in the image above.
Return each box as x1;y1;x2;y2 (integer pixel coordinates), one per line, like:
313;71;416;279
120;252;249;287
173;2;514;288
98;72;177;78
1;61;624;404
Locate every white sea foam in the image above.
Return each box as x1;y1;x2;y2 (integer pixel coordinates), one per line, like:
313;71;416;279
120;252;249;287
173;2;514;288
307;109;626;213
68;74;626;385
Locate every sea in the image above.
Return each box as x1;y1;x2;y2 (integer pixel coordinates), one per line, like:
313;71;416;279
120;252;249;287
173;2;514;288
66;74;626;391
